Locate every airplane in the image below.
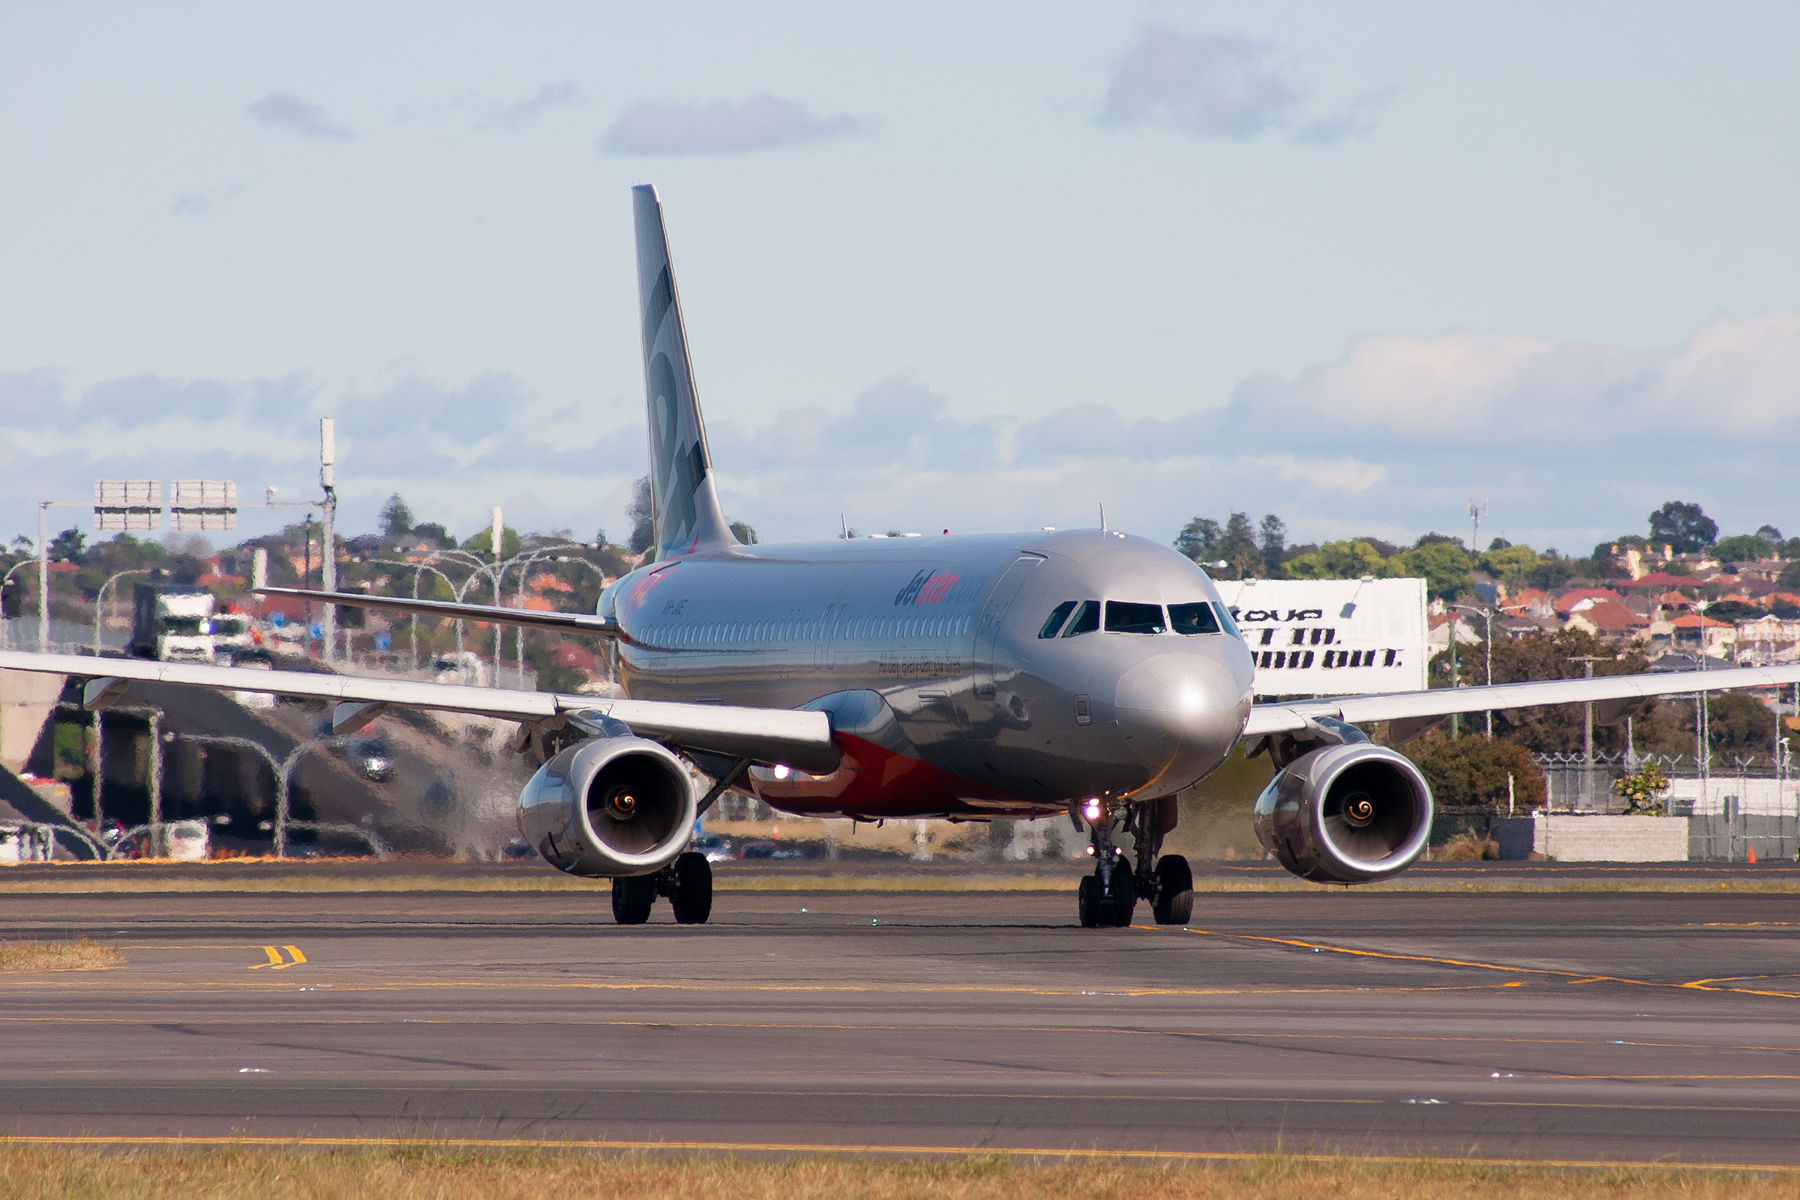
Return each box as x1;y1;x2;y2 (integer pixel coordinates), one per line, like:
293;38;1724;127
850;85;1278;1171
6;183;1799;928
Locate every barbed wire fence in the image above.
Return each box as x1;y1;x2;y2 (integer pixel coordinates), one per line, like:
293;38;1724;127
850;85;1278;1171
1531;750;1799;861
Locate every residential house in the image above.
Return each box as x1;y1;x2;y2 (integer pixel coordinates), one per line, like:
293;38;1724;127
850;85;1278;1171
1564;600;1649;644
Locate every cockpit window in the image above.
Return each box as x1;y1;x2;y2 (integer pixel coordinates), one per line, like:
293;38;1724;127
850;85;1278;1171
1214;602;1243;639
1168;602;1221;635
1061;600;1100;637
1104;601;1166;634
1038;600;1079;639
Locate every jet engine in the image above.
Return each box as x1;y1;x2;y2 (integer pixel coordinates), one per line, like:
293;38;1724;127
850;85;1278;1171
1252;743;1433;884
516;736;698;877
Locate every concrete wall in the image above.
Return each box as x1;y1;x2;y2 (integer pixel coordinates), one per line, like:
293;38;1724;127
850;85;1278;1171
0;669;64;775
1497;814;1688;862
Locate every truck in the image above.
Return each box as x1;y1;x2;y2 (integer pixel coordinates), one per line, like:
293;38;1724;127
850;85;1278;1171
130;584;219;663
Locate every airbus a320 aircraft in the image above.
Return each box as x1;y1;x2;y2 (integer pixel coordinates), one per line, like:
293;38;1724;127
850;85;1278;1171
7;185;1799;927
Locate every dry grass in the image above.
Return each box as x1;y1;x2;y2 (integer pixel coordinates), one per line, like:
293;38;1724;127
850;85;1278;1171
0;938;122;972
1436;833;1501;862
0;1145;1797;1199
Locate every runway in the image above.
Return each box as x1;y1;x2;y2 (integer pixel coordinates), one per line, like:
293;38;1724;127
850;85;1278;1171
4;879;1800;1164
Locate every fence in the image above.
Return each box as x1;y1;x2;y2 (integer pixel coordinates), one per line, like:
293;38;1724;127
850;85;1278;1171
1534;752;1800;862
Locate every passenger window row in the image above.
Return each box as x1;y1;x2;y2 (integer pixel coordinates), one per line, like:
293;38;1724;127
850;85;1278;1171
1039;600;1238;639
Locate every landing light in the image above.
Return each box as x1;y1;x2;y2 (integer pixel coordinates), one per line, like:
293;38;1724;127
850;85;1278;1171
772;764;791;780
1082;799;1102;822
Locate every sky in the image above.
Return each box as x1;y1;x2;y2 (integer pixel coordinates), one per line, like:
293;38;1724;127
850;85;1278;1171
2;2;1797;557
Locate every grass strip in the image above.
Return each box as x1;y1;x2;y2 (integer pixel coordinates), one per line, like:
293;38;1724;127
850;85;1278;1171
0;1144;1798;1199
0;938;122;972
0;874;1796;895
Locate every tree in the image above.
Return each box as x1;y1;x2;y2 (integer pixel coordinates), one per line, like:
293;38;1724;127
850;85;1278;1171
1385;541;1471;600
48;527;86;564
1219;512;1260;576
1714;533;1771;564
1647;501;1718;554
1258;514;1287;572
1477;629;1650;755
1174;516;1223;562
1479;544;1540;584
1757;524;1783;544
1780;562;1800;590
1282;539;1386;580
729;520;758;545
1402;735;1546;809
410;522;452;548
378;494;414;537
627;475;655;555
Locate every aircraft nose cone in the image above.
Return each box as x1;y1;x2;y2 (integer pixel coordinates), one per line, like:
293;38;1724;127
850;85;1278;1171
1114;652;1245;789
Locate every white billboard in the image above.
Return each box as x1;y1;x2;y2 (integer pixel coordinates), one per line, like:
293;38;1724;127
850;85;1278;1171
168;480;238;532
93;479;162;531
1213;577;1428;697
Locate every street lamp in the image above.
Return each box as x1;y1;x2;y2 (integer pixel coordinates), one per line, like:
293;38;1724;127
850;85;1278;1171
1452;603;1494;737
94;569;152;658
162;730;389;858
0;559;34;650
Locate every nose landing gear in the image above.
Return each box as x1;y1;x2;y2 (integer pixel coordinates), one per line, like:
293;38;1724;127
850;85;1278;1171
1074;800;1135;927
1072;798;1194;928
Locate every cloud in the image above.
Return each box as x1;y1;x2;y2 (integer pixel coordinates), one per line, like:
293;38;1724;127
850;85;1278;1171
600;95;865;156
246;92;352;139
1292;89;1393;146
1275;457;1387;493
1102;30;1389;147
0;370;63;425
1103;31;1296;140
171;194;212;216
494;82;577;130
8;312;1798;555
79;375;239;428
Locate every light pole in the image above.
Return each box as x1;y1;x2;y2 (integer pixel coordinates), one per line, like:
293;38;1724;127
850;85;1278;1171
37;499;89;651
162;730;388;858
1452;603;1494;736
94;568;152;658
505;544;603;687
0;559;34;650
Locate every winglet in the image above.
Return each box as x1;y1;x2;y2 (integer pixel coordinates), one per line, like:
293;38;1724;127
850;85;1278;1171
632;185;738;561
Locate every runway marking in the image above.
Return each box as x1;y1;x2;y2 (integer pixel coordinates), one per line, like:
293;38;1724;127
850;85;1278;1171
1183;928;1800;1000
0;1133;1797;1172
248;946;305;970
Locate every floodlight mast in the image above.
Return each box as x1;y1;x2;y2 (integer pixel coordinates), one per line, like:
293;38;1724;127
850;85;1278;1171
320;419;338;663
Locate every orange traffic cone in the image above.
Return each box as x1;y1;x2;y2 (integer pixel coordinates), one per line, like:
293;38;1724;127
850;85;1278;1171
1748;846;1757;864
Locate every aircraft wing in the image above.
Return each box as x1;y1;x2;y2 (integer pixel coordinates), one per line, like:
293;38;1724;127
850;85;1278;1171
254;587;624;638
1244;663;1800;742
0;651;836;772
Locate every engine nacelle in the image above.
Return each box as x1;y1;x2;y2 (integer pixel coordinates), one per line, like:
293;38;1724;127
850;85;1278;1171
1252;743;1433;884
516;736;698;877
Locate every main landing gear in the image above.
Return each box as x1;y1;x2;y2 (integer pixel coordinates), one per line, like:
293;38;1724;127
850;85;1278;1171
611;851;713;925
1074;798;1194;929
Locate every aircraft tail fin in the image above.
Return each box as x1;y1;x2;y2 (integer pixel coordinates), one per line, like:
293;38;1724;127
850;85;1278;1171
632;184;738;560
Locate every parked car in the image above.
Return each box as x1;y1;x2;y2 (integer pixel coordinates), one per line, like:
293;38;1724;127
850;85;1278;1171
737;839;803;861
350;737;395;782
693;833;733;863
167;819;210;862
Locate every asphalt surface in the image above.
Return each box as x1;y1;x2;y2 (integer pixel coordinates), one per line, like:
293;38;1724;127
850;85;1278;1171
4;878;1800;1164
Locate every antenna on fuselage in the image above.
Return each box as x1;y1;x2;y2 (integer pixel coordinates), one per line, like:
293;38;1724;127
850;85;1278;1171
1099;503;1106;534
840;513;849;540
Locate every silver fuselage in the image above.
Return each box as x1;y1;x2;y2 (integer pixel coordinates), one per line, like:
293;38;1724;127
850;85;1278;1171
599;529;1255;819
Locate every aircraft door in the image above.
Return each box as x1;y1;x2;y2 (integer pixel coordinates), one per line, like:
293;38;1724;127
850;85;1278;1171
973;555;1043;699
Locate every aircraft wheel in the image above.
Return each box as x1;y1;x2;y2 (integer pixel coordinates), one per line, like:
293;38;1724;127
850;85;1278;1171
1152;854;1194;926
669;851;713;925
1109;867;1137;927
1077;875;1104;927
611;874;656;925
